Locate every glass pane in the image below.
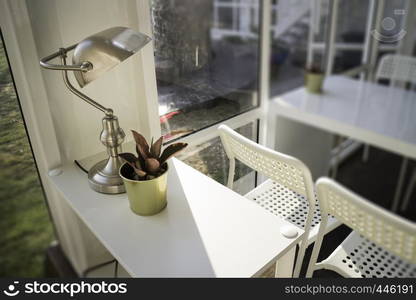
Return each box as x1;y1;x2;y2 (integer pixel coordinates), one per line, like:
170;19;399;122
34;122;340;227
218;7;234;29
269;0;411;93
269;0;374;96
270;0;315;96
177;121;257;194
151;0;260;142
378;0;407;46
0;33;54;276
332;0;370;73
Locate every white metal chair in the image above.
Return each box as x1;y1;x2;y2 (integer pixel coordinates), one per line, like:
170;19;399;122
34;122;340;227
218;125;340;277
366;54;416;211
307;177;416;278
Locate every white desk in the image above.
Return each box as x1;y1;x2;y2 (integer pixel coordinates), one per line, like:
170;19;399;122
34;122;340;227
269;75;416;210
271;76;416;160
49;158;303;277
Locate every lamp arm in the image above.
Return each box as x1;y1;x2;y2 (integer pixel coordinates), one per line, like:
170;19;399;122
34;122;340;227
40;45;93;72
60;55;113;116
40;46;112;115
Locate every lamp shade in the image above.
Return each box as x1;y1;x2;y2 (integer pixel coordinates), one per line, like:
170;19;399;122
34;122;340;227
72;26;151;87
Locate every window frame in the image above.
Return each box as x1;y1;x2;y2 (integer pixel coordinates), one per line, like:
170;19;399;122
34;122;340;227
145;0;271;189
145;0;271;150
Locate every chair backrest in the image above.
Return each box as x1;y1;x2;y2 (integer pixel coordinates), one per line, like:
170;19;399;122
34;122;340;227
375;54;416;85
219;124;316;278
218;124;315;206
316;177;416;264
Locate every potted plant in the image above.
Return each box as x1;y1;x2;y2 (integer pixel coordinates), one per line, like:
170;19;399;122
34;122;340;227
119;130;187;216
305;62;325;94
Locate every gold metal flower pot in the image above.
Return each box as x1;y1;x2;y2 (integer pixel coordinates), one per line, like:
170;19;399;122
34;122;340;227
305;72;325;94
119;163;168;216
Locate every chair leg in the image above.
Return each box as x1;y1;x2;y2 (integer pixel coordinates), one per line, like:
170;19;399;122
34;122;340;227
293;239;308;277
400;168;416;212
331;162;338;179
274;246;296;278
392;158;409;212
362;144;370;162
330;152;338;179
330;139;342;179
306;217;328;278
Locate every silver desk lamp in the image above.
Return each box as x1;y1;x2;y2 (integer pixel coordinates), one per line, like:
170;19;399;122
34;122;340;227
40;27;151;194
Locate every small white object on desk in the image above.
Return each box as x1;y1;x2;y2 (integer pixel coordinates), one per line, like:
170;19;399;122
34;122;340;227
48;168;63;177
280;225;299;239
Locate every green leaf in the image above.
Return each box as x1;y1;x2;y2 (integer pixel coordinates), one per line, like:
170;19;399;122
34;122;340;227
137;143;149;160
119;152;138;164
159;142;188;164
134;159;143;170
145;158;160;174
134;168;147;178
131;130;150;157
150;136;163;158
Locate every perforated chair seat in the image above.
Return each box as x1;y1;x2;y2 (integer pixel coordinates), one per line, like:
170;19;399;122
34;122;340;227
245;180;340;244
316;231;416;278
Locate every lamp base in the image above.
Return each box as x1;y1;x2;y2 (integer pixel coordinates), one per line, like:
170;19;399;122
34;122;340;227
88;156;125;194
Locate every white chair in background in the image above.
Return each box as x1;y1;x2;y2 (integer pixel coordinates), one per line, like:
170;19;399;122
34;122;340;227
365;54;416;211
307;177;416;278
375;54;416;87
218;125;340;277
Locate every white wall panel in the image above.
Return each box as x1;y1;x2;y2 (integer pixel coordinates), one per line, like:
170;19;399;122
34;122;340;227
1;0;159;275
26;0;152;162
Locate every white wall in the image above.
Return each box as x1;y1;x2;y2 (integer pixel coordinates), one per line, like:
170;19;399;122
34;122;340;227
27;0;150;162
1;0;159;275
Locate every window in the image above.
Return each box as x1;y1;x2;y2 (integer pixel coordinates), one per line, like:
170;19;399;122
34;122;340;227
0;31;54;277
269;0;312;96
151;0;261;142
269;0;377;97
177;121;258;194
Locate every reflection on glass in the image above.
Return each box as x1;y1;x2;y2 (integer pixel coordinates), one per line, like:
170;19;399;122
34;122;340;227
177;122;257;193
0;36;54;276
151;0;260;142
269;0;376;97
270;0;313;96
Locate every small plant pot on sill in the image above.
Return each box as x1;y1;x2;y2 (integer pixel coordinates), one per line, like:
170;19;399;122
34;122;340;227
305;71;325;94
120;163;168;216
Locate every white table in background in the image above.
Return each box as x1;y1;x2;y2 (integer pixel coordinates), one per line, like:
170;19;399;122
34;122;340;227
269;75;416;210
49;158;303;277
